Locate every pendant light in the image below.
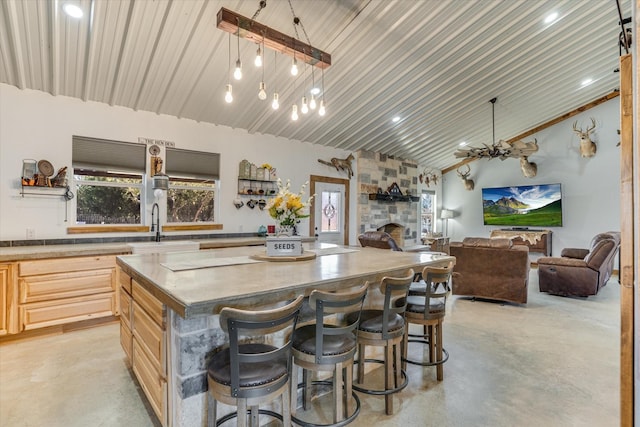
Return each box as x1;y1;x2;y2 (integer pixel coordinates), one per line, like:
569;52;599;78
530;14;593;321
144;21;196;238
224;33;233;103
309;67;317;110
291;72;298;120
300;55;309;114
271;51;279;110
233;25;242;80
254;35;263;67
291;51;298;76
257;37;267;100
318;55;326;116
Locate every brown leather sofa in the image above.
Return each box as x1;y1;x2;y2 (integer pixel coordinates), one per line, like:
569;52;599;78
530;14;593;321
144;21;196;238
449;237;530;304
357;231;402;251
537;231;620;297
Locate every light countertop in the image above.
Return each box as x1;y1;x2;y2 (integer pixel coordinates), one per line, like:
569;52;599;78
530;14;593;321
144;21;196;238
116;243;455;319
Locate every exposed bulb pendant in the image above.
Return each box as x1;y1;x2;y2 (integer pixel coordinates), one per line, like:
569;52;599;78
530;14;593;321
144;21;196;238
291;56;298;76
272;92;280;110
318;99;326;116
301;96;309;114
234;59;242;80
291;104;299;120
254;46;262;67
258;81;267;100
225;84;233;103
309;94;317;110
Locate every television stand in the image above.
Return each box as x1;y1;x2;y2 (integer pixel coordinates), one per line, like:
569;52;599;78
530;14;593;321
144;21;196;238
490;229;552;256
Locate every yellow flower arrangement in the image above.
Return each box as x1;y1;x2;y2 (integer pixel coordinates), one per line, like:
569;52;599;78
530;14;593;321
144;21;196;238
266;179;314;226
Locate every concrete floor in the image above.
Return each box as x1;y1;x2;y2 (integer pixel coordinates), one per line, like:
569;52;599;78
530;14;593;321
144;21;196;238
0;270;619;427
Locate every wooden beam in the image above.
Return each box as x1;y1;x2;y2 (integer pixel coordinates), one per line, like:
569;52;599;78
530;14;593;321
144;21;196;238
216;7;331;69
442;90;620;175
618;53;634;427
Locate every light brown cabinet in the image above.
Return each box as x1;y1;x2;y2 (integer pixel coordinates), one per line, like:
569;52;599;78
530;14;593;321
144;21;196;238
119;269;167;426
0;264;12;336
16;256;118;331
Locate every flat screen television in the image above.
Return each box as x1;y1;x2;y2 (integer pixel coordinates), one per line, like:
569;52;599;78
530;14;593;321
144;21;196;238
482;183;563;227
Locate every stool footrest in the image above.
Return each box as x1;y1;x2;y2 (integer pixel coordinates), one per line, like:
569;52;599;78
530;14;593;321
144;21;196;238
291;380;361;427
352;359;408;396
216;408;283;426
403;339;449;366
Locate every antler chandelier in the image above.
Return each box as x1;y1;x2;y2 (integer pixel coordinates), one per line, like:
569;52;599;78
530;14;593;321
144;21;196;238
454;98;538;160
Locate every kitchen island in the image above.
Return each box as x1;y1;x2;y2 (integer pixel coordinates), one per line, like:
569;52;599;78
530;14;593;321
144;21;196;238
116;243;454;426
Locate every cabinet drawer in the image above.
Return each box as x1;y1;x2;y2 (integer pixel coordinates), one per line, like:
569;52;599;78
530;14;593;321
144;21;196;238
19;293;116;331
120;287;132;329
132;301;165;371
18;256;116;276
118;269;132;294
120;321;133;363
132;280;164;326
19;269;115;304
133;338;167;425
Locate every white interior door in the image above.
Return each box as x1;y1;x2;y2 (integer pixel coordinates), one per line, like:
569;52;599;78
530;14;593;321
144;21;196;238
313;182;345;244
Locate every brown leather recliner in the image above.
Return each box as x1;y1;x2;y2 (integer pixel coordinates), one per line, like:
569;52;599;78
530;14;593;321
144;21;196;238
537;231;620;297
358;231;403;251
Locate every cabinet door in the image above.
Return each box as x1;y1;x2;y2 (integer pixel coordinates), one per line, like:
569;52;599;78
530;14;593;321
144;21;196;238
133;338;167;425
0;264;9;335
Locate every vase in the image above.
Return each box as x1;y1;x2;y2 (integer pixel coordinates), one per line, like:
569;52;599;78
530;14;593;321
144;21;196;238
276;223;294;236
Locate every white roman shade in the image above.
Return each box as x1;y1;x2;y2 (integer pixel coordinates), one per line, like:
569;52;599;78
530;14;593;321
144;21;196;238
166;148;220;181
72;136;146;173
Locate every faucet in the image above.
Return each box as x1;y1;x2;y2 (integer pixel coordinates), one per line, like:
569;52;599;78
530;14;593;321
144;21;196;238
151;203;162;242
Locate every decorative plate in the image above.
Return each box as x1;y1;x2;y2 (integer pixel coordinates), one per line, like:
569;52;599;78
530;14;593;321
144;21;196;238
38;160;54;176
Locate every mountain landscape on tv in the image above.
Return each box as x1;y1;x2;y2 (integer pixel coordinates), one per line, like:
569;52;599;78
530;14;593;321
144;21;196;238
482;184;563;227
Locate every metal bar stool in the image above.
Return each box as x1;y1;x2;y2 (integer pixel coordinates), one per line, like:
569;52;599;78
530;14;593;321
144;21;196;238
348;269;415;415
400;262;453;381
206;295;304;427
290;282;369;427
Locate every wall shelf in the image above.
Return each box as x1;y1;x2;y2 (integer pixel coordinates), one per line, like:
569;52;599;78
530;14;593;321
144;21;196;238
20;185;73;200
237;178;277;196
368;193;419;202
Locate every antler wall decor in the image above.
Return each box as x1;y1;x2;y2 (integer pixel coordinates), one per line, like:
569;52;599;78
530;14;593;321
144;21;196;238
419;169;439;187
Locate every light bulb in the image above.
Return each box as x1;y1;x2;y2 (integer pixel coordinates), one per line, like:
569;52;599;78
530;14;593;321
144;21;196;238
153;188;164;199
309;94;317;110
301;96;309;114
318;100;326;116
254;47;262;67
291;104;299;121
224;84;233;103
290;58;298;76
234;59;242;80
258;82;267;100
271;93;280;110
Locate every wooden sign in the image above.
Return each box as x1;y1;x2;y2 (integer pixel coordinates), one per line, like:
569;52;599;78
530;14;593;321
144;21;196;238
266;236;303;256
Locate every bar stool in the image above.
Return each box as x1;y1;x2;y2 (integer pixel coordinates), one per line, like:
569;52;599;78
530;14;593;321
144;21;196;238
348;269;415;415
290;282;369;427
206;295;304;427
401;262;453;381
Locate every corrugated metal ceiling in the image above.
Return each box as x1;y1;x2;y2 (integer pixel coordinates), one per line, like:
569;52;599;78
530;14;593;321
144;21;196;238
0;0;630;170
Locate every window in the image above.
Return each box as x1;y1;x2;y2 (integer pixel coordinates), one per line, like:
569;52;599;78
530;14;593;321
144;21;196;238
420;191;436;239
165;148;219;224
72;137;145;225
320;190;341;233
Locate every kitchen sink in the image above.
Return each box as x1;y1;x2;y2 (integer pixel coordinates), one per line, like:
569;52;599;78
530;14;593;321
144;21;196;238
128;241;200;254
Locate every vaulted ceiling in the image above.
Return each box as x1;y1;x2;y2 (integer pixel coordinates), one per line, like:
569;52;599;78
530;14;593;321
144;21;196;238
0;0;630;170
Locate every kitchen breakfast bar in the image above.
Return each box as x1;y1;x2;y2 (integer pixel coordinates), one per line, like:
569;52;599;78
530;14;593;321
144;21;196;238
116;243;454;426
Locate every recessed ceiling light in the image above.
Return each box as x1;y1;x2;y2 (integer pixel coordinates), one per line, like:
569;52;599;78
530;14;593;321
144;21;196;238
544;12;558;24
581;78;594;87
63;3;83;18
310;87;320;95
392;116;401;123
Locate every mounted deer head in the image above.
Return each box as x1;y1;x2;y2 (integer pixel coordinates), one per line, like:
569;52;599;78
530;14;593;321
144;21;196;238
456;164;475;191
519;156;538;178
573;118;597;158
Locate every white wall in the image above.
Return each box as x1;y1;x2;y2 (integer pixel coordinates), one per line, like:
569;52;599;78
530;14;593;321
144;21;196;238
441;98;621;258
0;84;355;242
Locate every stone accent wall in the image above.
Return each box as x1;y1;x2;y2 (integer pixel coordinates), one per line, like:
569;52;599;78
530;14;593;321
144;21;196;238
357;150;419;246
